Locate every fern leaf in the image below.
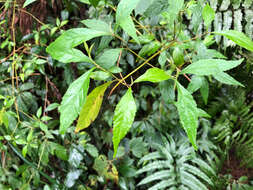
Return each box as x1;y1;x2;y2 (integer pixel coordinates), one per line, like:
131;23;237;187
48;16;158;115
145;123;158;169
209;0;218;11
245;10;253;39
183;163;213;185
214;12;222;43
136;160;172;175
148;179;176;190
181;170;208;190
223;10;233;48
232;0;242;9
138;170;174;186
219;0;230;11
234;10;243;32
192;158;216;176
138;151;163;165
243;0;253;8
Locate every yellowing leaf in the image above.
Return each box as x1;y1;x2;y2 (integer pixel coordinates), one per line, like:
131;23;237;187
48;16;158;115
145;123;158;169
113;88;136;158
135;68;170;83
75;82;112;132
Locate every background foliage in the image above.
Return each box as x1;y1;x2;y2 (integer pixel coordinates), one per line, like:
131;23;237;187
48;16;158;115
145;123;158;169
1;0;253;189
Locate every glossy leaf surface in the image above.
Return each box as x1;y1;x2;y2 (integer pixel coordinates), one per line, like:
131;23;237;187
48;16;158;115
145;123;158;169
116;0;141;43
113;88;136;157
181;59;243;76
175;82;198;150
59;69;93;134
46;28;112;63
135;68;170;83
213;72;244;87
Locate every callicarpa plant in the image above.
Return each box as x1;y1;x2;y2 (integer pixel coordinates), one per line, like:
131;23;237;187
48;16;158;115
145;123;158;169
46;0;253;158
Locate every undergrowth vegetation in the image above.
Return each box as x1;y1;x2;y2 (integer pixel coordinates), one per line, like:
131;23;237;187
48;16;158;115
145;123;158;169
1;0;253;189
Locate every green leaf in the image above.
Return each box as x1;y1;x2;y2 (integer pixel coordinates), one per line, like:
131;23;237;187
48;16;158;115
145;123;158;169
135;68;170;83
159;80;175;103
175;82;198;150
213;30;253;52
138;41;161;58
23;0;37;8
46;28;112;63
113;88;136;158
75;82;112;132
197;108;210;118
81;19;112;34
200;78;209;104
202;3;215;29
187;75;204;94
59;69;93;134
144;0;169;17
181;59;244;75
135;0;154;15
213;72;244;87
173;47;184;66
116;0;141;44
45;103;60;112
88;0;100;7
95;48;122;70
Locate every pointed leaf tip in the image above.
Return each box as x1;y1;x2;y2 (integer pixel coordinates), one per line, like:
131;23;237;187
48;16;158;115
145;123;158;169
113;88;136;157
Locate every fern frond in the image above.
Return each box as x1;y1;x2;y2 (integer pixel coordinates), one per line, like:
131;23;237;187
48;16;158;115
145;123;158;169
148;179;176;190
183;163;213;185
138;170;174;186
136;160;172;175
181;170;208;190
138;151;162;165
136;136;215;189
192;158;216;176
219;0;230;11
243;0;253;8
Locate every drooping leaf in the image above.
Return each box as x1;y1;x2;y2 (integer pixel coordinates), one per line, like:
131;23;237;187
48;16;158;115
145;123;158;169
213;30;253;52
59;69;93;134
116;0;141;44
202;3;215;29
113;88;136;158
181;59;244;75
75;82;112;132
46;28;112;63
23;0;37;8
135;68;170;83
213;72;244;87
175;82;198;150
